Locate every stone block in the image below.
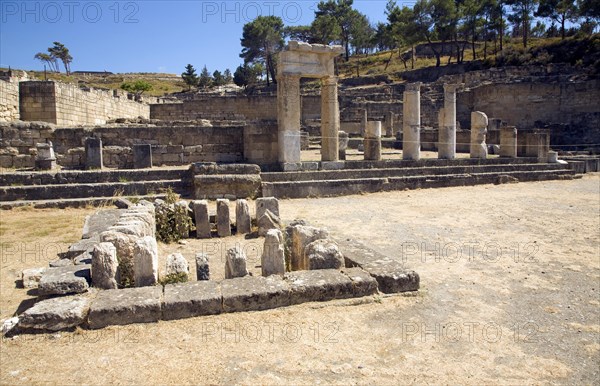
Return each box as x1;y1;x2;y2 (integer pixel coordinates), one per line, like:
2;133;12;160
162;281;222;320
166;253;189;277
84;209;126;239
284;269;354;304
22;267;46;289
224;246;248;279
235;199;251;234
88;286;163;329
91;242;119;289
84;137;103;169
195;253;210;280
19;295;90;331
134;236;158;287
361;262;420;293
216;198;231;237
194;175;261;199
133;144;152;168
221;275;291;312
262;229;285;277
342;267;378;297
305;239;344;270
363;137;382;161
258;209;281;237
321;161;345;170
38;264;91;296
291;225;329;271
255;197;280;219
193;200;211;239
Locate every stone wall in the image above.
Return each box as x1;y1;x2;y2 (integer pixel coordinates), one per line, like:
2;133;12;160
0;80;20;122
0;122;244;169
19;81;150;125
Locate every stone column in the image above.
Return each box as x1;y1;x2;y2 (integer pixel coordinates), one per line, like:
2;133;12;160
403;82;421;160
470;111;488;159
277;74;301;165
216;199;231;237
499;126;518;158
364;121;382;161
438;84;460;159
85;137;103;169
35;141;57;170
526;132;550;162
338;131;349;160
384;111;395;137
321;76;340;162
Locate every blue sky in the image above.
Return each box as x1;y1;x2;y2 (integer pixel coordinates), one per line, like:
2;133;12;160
0;0;399;74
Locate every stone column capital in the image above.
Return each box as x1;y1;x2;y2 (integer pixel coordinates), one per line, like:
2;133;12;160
321;76;338;86
443;83;461;93
405;82;422;92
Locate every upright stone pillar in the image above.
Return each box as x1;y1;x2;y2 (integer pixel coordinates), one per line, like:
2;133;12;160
277;74;301;165
85;137;103;169
384;111;395;137
403;82;421;160
438;84;460;159
526;132;550;162
216;199;231;237
321;76;340;162
35;141;57;170
364;121;382;161
470;111;488;159
500;126;518;158
360;108;367;137
133;144;152;168
193;200;211;239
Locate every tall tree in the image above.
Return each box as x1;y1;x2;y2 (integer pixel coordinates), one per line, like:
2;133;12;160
213;70;226;86
34;52;58;72
198;65;213;89
181;64;199;90
223;69;233;83
536;0;578;39
506;0;540;47
386;1;420;69
310;14;342;44
314;0;365;60
240;15;285;86
233;63;262;90
48;42;72;75
412;0;457;67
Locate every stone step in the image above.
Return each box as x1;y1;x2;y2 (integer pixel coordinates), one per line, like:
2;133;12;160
262;169;579;198
0;180;190;201
262;163;570;183
0;167;189;187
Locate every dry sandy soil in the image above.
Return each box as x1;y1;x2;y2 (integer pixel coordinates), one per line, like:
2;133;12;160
0;174;598;385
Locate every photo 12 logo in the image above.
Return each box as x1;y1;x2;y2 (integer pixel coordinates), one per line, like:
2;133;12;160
1;1;140;24
201;1;303;24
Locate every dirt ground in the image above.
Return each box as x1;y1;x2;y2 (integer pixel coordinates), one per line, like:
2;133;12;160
0;174;598;385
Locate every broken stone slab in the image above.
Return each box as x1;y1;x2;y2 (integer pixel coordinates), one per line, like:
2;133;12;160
100;230;135;285
216;198;231;237
341;267;379;297
62;238;100;260
49;258;73;268
224;246;248;279
21;267;46;289
262;229;285;277
284;269;354;305
134;236;159;287
256;197;280;219
193;200;211;239
291;225;329;271
221;275;291;313
235;199;251;234
82;209;124;239
114;197;133;209
360;262;420;293
305;239;344;270
195;253;210;281
257;209;281;237
38;264;91;296
2;317;19;336
162;281;221;320
88;286;162;329
18;295;91;331
74;250;92;265
91;242;119;290
166;253;189;277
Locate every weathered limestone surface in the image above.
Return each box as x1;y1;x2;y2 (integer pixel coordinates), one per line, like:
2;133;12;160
277;74;302;164
133;236;158;287
88;286;162;329
364;121;382;161
262;229;286;277
193;200;211;238
82;209;124;239
235;199;251;234
403;82;421;160
526;132;550;161
100;230;135;285
85;137;103;169
438;84;460;159
216;199;231;237
166;253;189;277
193;174;262;200
133;144;152;168
195;253;210;280
500;126;518;158
91;242;119;290
257;209;281;237
470;111;489;159
224;246;248;279
285;269;354;304
222;275;291;312
305;239;344;270
22;267;46;289
256;197;280;219
291;225;329;270
162;281;221;320
38;264;91;296
321;76;340;162
34;141;56;170
342;267;379;297
19;295;91;331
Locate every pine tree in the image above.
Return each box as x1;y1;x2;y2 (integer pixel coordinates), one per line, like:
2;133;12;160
181;64;199;90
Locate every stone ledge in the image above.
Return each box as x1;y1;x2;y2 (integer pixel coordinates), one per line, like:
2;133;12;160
222;275;291;313
18;294;92;331
38;264;91;296
162;281;221;320
87;286;162;329
285;269;354;304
